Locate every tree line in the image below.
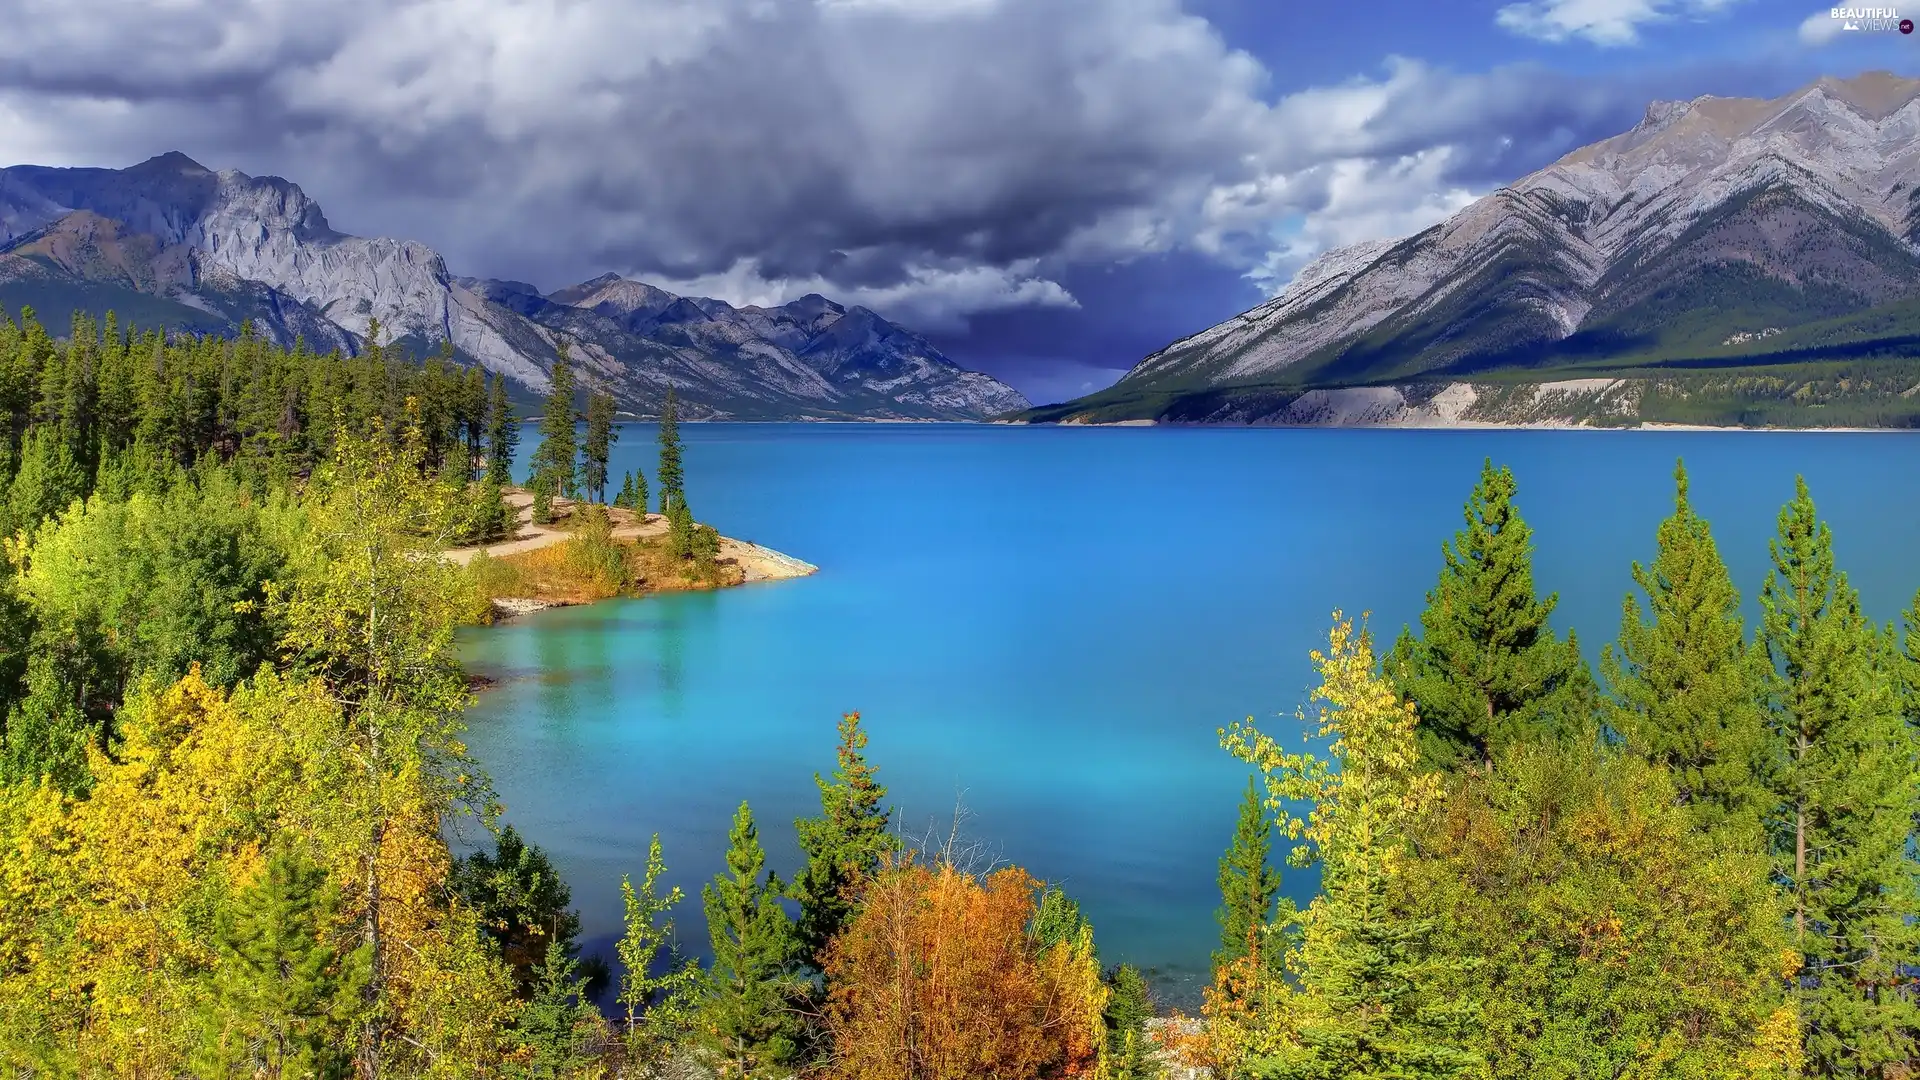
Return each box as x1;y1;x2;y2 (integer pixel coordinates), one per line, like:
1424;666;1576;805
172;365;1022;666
1191;458;1920;1079
4;303;1919;1078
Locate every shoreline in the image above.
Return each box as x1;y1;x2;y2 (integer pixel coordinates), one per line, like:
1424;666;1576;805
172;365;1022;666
1008;418;1914;433
444;490;818;623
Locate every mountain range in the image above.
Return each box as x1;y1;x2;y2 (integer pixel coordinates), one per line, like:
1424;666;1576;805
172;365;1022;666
1032;70;1920;426
0;153;1028;421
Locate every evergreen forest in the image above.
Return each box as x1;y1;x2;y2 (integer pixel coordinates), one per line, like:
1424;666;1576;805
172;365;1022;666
2;306;1919;1079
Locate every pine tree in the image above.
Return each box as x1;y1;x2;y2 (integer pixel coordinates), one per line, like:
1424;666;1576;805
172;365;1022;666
667;498;696;560
529;345;577;500
486;373;518;486
449;824;592;997
617;835;702;1063
582;390;617;503
1215;775;1283;977
515;937;600;1078
1388;459;1592;769
701;801;805;1076
1103;964;1159;1080
656;386;684;514
7;425;88;533
462;364;487;480
194;850;371;1080
613;468;650;516
791;711;899;969
1601;460;1767;830
1760;477;1920;1075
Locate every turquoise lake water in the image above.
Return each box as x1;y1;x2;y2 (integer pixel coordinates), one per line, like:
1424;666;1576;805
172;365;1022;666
456;424;1920;1003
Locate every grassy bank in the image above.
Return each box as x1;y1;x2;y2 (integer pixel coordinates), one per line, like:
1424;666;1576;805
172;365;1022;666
459;500;742;618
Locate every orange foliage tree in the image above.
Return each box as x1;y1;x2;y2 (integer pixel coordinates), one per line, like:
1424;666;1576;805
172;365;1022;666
820;859;1108;1080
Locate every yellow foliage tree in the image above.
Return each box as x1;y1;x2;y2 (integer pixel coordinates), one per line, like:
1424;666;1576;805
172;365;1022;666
1203;612;1475;1080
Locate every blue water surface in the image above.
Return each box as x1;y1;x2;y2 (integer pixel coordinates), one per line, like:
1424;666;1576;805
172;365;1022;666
456;424;1920;1003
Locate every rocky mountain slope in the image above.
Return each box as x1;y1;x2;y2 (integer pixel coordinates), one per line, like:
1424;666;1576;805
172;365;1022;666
0;153;1027;420
1042;71;1920;425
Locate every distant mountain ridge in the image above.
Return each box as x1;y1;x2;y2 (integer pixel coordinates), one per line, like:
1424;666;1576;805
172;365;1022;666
1034;70;1920;426
0;153;1028;420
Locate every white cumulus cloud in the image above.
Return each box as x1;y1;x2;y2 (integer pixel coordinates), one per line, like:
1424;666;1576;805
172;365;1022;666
1495;0;1746;45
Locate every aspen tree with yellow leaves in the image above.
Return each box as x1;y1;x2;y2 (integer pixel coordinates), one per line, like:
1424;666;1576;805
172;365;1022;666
1214;612;1477;1080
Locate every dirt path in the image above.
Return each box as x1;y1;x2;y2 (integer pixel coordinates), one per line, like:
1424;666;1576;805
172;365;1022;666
443;489;816;583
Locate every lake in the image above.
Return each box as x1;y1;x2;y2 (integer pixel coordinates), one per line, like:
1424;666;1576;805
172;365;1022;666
455;424;1920;1004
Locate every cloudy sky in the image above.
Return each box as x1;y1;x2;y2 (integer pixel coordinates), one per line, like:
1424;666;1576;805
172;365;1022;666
0;0;1914;401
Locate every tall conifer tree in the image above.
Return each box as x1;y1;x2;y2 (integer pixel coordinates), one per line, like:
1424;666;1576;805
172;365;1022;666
529;344;577;500
614;468;650;516
461;365;487;480
1761;477;1920;1076
1215;775;1283;976
657;386;684;514
1601;460;1766;829
582;389;617;503
791;711;899;970
194;850;370;1079
485;373;517;486
701;801;805;1076
1389;460;1592;768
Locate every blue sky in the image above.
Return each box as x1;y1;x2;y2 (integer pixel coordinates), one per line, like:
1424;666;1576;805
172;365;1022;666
0;0;1915;402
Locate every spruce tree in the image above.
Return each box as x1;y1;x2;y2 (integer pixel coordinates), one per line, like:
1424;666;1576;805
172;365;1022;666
582;389;617;503
1103;964;1158;1080
485;372;518;486
449;824;593;997
515;937;600;1078
657;386;684;514
1215;775;1283;976
613;468;650;516
1388;459;1592;769
462;364;487;480
667;498;696;560
529;344;578;500
1761;477;1920;1075
7;425;87;533
701;801;805;1076
1601;461;1767;830
194;850;370;1079
791;711;899;969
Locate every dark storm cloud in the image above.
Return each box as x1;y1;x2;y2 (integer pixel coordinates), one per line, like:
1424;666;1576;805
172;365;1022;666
0;0;1842;365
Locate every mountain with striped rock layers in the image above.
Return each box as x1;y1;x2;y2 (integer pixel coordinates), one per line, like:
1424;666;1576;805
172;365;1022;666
1027;71;1920;428
0;152;1028;421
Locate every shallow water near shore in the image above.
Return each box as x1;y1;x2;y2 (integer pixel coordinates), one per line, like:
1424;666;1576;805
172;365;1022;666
456;424;1920;1004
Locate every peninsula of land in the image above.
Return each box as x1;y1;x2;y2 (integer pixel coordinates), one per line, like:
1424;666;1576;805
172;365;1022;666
446;488;816;620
